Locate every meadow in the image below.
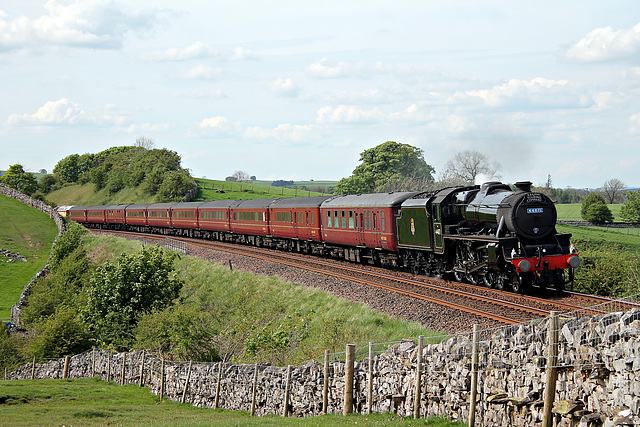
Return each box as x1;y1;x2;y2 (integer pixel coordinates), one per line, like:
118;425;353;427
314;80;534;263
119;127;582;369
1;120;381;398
0;195;58;319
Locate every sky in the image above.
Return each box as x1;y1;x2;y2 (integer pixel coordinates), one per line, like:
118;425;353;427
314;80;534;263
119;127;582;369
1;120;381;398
1;1;639;189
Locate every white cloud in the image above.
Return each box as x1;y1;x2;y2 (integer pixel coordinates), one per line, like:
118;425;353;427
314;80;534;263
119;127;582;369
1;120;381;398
144;41;218;61
566;22;640;62
199;116;231;130
465;78;571;107
270;78;301;98
305;58;350;78
231;46;258;61
0;0;160;52
182;64;223;80
316;105;384;124
8;98;84;125
244;123;314;141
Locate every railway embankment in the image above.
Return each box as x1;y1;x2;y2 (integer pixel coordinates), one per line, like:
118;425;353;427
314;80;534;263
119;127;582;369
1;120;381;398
7;302;640;426
0;184;65;324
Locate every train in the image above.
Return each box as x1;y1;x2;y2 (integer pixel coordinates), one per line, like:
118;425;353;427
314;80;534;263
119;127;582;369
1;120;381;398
66;180;580;294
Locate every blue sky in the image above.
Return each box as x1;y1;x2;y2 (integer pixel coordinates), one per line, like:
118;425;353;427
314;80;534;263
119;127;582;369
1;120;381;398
1;1;639;189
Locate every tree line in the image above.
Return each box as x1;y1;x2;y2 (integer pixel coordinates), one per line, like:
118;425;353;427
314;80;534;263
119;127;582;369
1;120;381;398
1;139;195;204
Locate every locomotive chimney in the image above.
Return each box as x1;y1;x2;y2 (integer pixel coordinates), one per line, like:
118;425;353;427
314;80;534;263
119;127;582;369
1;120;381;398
515;181;532;192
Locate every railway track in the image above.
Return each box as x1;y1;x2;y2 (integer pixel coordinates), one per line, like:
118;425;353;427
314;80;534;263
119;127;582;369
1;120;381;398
91;229;625;327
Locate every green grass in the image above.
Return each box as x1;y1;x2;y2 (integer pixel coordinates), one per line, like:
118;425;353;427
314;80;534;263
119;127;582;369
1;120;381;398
0;378;463;427
555;203;623;222
557;224;640;254
82;233;447;366
0;195;59;319
46;183;156;207
192;178;328;201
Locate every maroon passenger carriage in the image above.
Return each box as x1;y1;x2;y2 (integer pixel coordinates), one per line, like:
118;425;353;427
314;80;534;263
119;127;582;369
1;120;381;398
320;192;420;266
268;196;334;252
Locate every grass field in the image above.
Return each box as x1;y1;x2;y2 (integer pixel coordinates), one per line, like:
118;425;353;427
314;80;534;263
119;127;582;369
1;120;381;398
192;178;328;201
0;378;463;427
0;195;58;319
555;203;623;222
46;183;156;207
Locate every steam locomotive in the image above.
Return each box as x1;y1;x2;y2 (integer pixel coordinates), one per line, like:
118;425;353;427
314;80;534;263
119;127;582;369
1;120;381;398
67;181;579;294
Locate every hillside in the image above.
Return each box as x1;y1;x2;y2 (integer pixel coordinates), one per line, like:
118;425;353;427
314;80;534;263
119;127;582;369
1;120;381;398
0;195;58;319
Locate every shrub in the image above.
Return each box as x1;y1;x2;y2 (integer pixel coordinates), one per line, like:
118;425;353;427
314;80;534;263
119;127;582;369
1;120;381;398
86;246;183;349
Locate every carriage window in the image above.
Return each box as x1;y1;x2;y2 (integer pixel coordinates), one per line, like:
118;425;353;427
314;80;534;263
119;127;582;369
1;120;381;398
348;211;355;229
287;212;291;222
311;212;315;224
326;211;332;228
333;211;339;228
373;213;377;229
380;211;385;231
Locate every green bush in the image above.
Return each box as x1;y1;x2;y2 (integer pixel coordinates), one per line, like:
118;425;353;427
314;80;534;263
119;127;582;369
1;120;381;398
25;305;92;359
49;222;87;271
86;246;183;349
572;241;639;297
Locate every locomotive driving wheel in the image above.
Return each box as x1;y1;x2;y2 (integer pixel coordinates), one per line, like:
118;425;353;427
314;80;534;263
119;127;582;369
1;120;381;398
484;270;501;289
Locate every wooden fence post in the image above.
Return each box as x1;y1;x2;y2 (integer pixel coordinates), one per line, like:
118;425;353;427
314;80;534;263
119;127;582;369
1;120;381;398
139;352;145;387
283;365;292;417
469;324;480;427
91;348;96;377
250;364;259;416
160;357;165;401
181;361;192;403
31;356;36;380
414;335;424;419
368;342;374;414
62;355;70;379
121;353;126;385
214;362;222;409
542;311;560;427
343;344;355;416
323;350;330;414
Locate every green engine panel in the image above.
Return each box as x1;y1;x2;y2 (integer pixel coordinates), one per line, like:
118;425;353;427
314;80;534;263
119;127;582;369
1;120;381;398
396;207;432;249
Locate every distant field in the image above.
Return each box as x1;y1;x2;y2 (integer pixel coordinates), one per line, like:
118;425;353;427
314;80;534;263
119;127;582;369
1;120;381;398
46;183;156;207
555;203;623;222
0;195;58;319
193;178;329;201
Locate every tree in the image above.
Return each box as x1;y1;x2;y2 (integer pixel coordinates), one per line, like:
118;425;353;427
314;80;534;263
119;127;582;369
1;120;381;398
156;169;195;202
335;141;435;195
440;150;501;185
602;178;626;204
620;190;640;224
231;170;250;182
581;192;613;224
86;246;183;349
0;164;39;195
38;174;60;194
53;154;81;183
135;136;155;150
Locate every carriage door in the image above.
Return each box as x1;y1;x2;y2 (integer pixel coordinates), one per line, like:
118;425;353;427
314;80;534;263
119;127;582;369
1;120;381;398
433;204;444;253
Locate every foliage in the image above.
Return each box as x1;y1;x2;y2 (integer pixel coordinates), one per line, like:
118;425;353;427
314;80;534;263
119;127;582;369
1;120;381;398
0;164;39;196
86;246;183;349
580;192;613;224
155;169;195;202
49;221;87;271
21;246;92;325
50;144;193;201
440;150;500;185
620;190;640;224
134;305;220;362
571;241;639;297
0;324;26;373
24;305;93;359
335;141;435;195
38;174;60;193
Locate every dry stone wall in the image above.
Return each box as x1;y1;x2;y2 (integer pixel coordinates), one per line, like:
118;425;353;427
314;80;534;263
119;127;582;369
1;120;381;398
7;307;640;426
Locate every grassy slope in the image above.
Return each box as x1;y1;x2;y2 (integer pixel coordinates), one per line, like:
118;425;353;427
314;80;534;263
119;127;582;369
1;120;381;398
0;195;58;319
84;233;446;365
0;379;462;427
47;183;156;206
192;178;327;201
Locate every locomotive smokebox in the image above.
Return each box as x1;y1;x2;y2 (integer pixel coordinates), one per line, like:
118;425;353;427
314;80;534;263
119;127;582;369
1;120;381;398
464;182;557;240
